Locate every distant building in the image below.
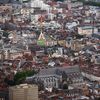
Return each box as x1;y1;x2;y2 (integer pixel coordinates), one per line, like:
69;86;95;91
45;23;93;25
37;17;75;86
86;0;100;2
78;26;98;36
92;54;100;64
71;1;83;8
0;50;5;60
0;0;30;4
71;39;85;51
0;49;23;60
0;0;10;4
0;5;12;13
37;32;57;46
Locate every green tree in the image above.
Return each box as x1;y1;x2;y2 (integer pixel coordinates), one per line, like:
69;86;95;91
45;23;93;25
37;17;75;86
3;31;10;38
14;70;37;85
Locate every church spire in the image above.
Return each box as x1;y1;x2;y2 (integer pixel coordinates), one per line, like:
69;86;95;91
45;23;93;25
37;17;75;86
38;31;46;41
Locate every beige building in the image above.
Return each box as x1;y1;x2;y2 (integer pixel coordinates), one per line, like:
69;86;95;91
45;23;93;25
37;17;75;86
0;5;12;13
69;40;85;51
0;50;23;60
78;26;98;36
0;5;12;23
9;84;38;100
0;49;32;60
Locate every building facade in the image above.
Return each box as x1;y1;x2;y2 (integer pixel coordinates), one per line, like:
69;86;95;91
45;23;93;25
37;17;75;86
9;84;38;100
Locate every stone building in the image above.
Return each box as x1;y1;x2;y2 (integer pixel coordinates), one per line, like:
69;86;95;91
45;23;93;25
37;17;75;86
9;84;38;100
27;66;84;89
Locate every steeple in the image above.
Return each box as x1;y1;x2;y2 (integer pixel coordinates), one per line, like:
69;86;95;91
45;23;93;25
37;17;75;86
37;31;46;46
37;14;46;46
38;31;46;41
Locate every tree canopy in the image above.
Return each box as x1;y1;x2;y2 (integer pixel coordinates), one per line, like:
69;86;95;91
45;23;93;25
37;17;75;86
14;70;37;85
2;31;10;38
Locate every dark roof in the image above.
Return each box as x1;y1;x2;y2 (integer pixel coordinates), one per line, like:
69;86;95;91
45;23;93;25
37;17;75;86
0;0;9;4
92;33;100;39
83;45;96;51
0;0;22;4
37;65;80;76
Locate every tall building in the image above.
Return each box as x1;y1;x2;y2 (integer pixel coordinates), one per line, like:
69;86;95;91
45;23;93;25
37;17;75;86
9;84;38;100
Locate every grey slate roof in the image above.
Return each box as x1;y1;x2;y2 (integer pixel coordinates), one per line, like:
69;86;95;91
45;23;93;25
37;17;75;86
37;65;80;76
0;0;9;4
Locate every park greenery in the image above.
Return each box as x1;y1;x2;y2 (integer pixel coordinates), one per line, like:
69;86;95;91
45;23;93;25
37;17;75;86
5;70;37;86
14;70;37;85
